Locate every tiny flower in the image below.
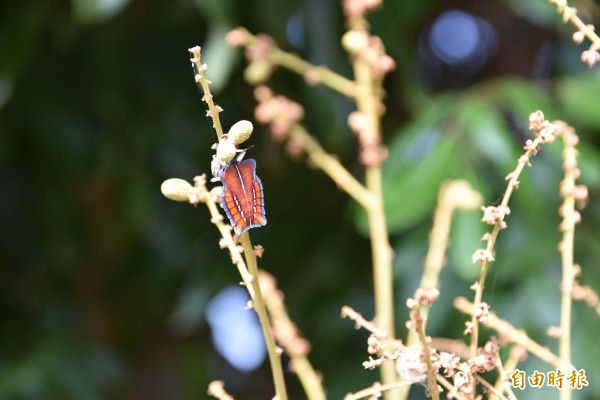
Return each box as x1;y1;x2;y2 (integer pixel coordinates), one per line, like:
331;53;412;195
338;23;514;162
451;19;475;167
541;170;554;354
572;30;585;44
303;67;321;85
480;206;509;227
518;154;531;167
253;245;264;257
413;287;440;306
463;321;473;334
244;59;274;84
472;249;495;264
225;27;250;47
562;6;577;23
438;351;460;377
377;54;396;75
528;110;545;130
581;48;600;68
523;140;539;154
547;326;561;338
537;125;557;143
367;335;383;354
341;30;370;54
473;302;490;324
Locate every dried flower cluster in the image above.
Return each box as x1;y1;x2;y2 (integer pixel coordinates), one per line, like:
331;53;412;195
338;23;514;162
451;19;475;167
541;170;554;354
550;0;600;67
471;110;557;267
259;271;312;357
348;111;389;166
254;86;305;142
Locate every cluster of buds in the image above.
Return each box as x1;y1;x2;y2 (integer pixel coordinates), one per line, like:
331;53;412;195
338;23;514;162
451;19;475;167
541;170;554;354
553;121;589;235
347;111;389;166
342;30;396;78
480;205;510;229
161;175;215;205
550;0;600;67
254;86;305;142
211;120;255;179
528;110;557;146
226;28;276;84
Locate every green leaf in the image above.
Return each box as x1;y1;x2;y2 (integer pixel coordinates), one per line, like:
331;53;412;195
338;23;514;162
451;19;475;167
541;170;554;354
353;96;465;235
461;95;518;171
556;73;600;129
382;134;459;233
202;25;239;93
71;0;129;25
495;77;552;121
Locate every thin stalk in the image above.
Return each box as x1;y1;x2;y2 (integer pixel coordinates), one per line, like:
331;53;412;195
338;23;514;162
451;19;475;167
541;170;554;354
557;123;580;400
455;297;567;369
352;41;397;399
240;232;288;400
353;55;397;398
289;124;374;210
412;306;440;400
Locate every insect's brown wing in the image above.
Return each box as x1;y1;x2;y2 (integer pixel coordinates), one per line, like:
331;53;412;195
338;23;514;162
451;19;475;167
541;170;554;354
220;159;266;234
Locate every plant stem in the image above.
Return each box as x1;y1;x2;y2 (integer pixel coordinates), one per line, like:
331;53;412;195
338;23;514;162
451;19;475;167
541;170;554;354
240;233;288;400
412;306;440;400
289;124;373;210
557;122;579;400
364;165;397;397
455;297;567;369
349;34;397;399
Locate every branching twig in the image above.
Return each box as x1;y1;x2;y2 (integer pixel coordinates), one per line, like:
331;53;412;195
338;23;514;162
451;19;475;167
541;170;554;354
226;28;356;97
455;297;569;370
344;380;416;400
260;271;326;400
554;120;587;400
549;0;600;67
240;234;288;400
405;181;482;351
164;46;288;400
469;111;558;388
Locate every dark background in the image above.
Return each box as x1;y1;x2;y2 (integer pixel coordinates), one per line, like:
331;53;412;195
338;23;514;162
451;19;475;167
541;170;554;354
1;0;600;399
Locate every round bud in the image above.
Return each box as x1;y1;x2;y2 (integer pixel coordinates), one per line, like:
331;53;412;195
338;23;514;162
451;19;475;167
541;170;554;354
161;178;194;202
216;139;237;163
342;30;369;54
244;60;273;85
228;120;254;145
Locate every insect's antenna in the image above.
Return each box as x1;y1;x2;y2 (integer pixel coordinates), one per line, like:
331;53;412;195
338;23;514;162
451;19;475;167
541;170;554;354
235;145;254;162
204;114;219;145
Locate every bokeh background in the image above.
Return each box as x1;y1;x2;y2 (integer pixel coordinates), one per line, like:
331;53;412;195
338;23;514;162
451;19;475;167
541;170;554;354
1;0;600;398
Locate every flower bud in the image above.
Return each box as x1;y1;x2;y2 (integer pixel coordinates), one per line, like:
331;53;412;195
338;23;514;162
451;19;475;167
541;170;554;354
228;120;254;145
161;178;194;202
244;60;273;84
342;30;369;54
216;139;237;163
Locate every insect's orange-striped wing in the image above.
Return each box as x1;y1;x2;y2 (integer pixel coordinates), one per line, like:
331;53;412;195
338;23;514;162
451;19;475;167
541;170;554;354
220;159;267;235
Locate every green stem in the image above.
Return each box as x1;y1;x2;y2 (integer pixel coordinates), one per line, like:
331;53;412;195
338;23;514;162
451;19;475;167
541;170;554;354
240;233;288;400
558;128;578;400
413;307;440;400
353;47;398;400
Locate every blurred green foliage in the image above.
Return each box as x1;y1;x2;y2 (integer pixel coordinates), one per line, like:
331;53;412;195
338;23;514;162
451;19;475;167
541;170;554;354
1;0;599;399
